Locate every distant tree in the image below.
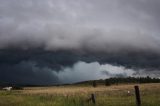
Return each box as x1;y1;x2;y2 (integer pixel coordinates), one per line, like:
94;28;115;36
105;79;111;86
93;80;97;87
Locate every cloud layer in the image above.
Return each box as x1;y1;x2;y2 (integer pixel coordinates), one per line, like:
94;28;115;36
56;61;135;83
0;0;160;53
0;50;160;84
0;0;160;84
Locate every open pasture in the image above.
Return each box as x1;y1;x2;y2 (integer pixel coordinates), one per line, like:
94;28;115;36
0;83;160;106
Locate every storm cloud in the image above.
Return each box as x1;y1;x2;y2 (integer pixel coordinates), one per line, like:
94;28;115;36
0;0;160;84
0;0;160;52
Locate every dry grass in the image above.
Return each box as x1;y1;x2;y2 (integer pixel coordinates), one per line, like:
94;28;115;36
22;83;160;96
0;83;160;106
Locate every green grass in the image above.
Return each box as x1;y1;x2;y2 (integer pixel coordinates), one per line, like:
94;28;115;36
0;83;160;106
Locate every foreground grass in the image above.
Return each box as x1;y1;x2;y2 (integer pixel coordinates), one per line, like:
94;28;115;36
0;83;160;106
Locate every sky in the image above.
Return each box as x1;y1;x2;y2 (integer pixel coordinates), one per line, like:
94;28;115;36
0;0;160;85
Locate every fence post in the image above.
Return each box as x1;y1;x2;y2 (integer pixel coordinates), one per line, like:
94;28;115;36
91;93;96;104
134;86;141;106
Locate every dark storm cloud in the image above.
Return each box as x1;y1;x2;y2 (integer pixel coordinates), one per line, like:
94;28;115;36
0;61;59;85
1;49;160;84
0;49;160;84
1;49;160;70
0;0;160;84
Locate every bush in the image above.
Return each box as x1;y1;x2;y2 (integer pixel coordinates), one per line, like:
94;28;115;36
12;86;23;90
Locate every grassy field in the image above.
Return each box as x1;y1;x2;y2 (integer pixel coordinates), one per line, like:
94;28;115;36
0;83;160;106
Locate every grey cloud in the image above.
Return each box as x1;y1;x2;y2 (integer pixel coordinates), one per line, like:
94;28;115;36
0;0;160;52
0;0;160;84
54;61;135;84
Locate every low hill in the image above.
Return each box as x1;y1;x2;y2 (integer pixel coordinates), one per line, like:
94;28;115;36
74;76;160;86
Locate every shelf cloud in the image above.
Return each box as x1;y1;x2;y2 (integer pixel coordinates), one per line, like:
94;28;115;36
0;0;160;84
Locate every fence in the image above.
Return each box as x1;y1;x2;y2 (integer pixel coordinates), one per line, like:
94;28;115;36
89;84;141;106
